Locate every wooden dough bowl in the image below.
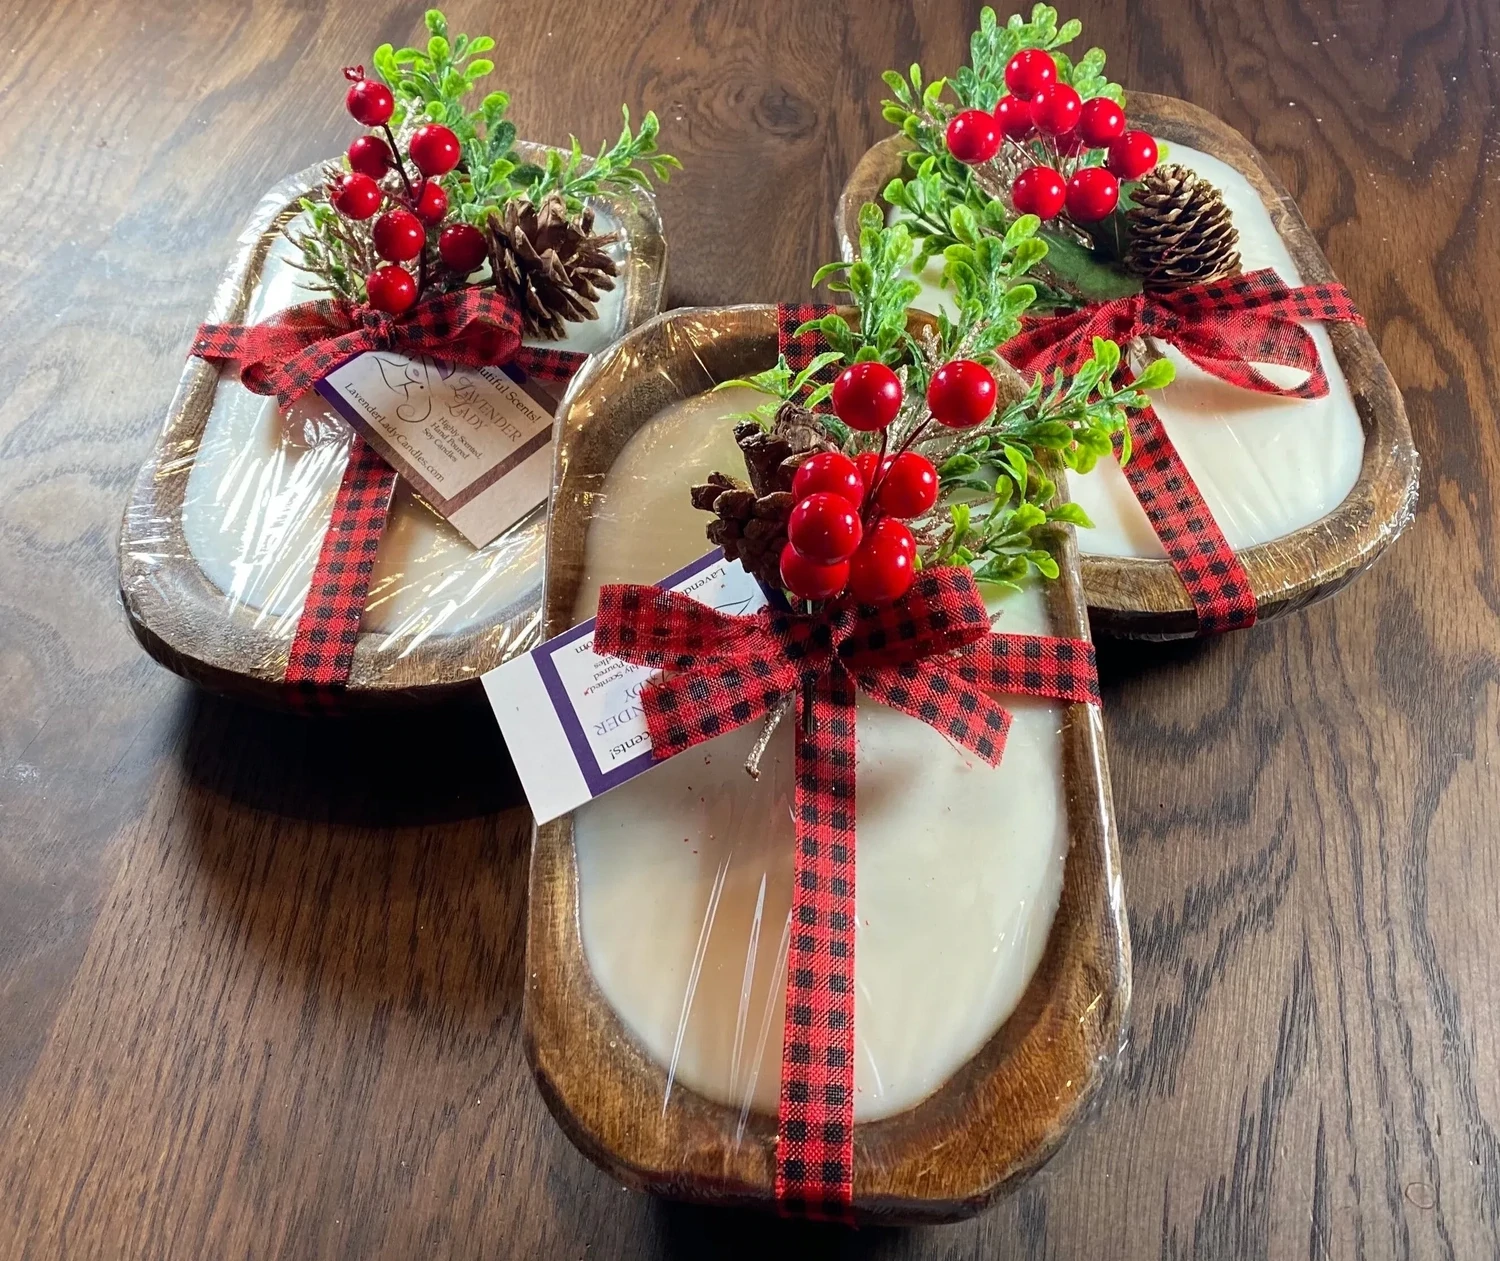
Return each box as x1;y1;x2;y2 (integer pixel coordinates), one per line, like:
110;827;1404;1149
118;144;667;711
837;94;1419;639
528;305;1130;1222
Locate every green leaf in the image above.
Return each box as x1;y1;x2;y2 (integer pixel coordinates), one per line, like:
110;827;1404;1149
1036;229;1143;301
1134;356;1176;391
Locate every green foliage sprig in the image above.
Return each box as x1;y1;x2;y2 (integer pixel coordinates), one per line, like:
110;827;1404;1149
369;11;679;222
728;207;1174;593
952;5;1121;112
879;5;1138;307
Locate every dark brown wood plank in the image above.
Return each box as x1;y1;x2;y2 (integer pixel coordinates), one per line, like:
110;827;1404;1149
0;0;1495;1257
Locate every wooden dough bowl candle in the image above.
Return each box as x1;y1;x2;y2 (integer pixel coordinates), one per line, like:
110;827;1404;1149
118;144;666;710
837;93;1419;638
527;305;1130;1222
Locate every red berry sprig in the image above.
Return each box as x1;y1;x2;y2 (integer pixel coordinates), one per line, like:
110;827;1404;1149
325;69;471;314
936;48;1161;234
775;358;992;608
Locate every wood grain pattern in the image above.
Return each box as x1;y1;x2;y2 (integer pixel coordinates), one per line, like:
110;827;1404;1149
528;305;1127;1221
0;0;1495;1257
837;102;1420;638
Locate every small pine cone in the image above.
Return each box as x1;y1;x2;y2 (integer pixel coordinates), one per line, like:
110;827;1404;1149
487;193;621;339
692;474;795;588
1124;164;1242;292
735;402;836;497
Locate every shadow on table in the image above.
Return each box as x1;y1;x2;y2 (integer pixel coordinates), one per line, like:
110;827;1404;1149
167;688;534;1023
653;1201;911;1260
177;689;527;826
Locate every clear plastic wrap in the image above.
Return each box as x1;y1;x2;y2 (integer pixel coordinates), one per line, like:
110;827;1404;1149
900;140;1375;561
119;154;665;704
842;102;1421;635
527;307;1128;1218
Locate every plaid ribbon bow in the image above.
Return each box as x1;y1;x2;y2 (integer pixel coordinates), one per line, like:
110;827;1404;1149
780;272;1364;634
999;269;1365;632
592;564;1099;1219
192;288;586;703
191;286;582;411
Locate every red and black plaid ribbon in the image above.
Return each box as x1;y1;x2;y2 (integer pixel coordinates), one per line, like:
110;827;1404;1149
999;270;1364;633
192;286;583;410
779;273;1365;634
592;565;1099;1219
193;288;586;700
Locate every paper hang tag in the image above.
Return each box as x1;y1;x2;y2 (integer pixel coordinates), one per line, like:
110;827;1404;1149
483;551;769;825
315;351;564;549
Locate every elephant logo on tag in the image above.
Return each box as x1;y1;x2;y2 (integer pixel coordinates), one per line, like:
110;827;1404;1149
370;354;457;425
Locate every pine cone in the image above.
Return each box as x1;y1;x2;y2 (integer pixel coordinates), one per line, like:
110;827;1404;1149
487;193;621;339
1124;165;1242;291
692;474;796;588
736;402;835;497
692;402;836;585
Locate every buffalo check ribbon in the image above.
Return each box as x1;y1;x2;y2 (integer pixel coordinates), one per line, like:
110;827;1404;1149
779;272;1364;634
192;289;586;701
592;564;1100;1219
999;269;1364;633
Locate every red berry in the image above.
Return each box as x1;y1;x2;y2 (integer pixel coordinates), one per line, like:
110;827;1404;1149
946;109;1002;165
1056;132;1089;157
414;180;448;225
854;452;884;496
373;209;425;263
793;451;865;505
346;78;394;127
927;359;997;429
438;223;487;273
1011;165;1066;219
1107;130;1158;179
1004;49;1057;101
779;542;849;602
832;361;903;432
365;265;417;315
788;492;863;565
849;520;916;604
1065;166;1120;222
873;516;917;561
1029;83;1082;136
347;134;393;178
876;452;938;519
410;124;461;177
994;94;1034;141
329;172;382;220
1078;97;1126;147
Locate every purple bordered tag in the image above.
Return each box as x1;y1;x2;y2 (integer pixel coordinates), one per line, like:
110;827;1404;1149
315;352;559;548
482;550;767;824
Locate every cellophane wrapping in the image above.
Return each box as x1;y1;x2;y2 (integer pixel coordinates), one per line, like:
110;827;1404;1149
119;161;658;701
530;307;1127;1208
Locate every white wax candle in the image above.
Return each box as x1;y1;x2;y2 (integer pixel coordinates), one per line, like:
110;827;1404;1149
900;141;1365;559
570;387;1069;1123
180;208;628;638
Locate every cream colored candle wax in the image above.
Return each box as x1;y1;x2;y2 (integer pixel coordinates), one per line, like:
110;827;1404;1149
569;387;1070;1123
901;141;1364;559
180;209;628;639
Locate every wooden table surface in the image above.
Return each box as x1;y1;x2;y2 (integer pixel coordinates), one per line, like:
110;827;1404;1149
2;1;1495;1257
